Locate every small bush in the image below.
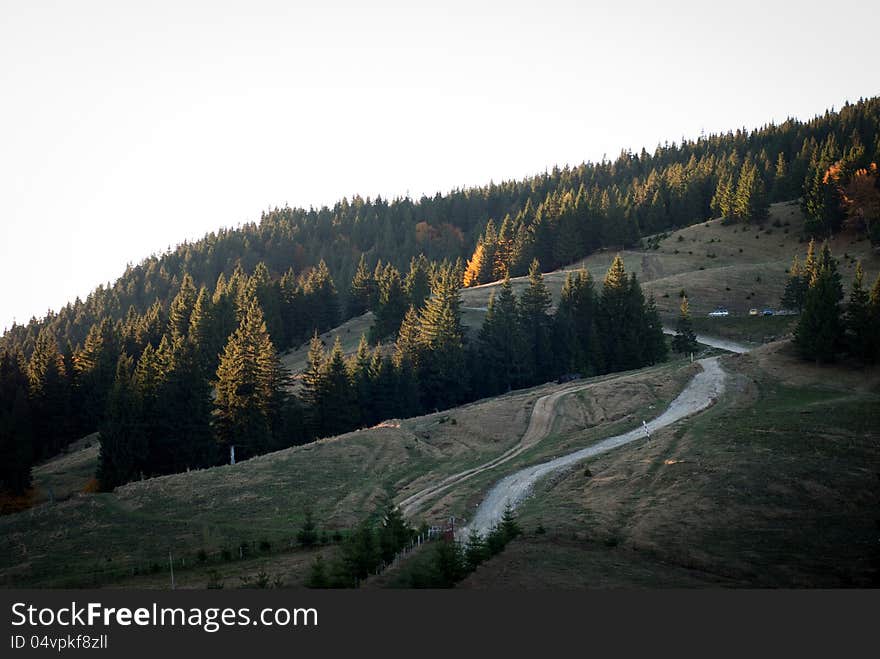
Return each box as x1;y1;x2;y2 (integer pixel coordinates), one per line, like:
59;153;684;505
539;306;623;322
197;549;208;564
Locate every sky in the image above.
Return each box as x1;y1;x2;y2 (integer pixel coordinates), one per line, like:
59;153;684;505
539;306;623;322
1;0;878;332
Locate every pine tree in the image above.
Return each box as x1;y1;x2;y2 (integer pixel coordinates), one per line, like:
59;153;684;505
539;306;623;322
214;299;287;459
188;285;217;379
794;244;844;363
463;240;489;288
499;502;521;542
297;509;319;548
0;350;34;496
316;337;357;438
598;255;641;372
97;354;147;490
168;273;197;343
464;528;486;572
478;276;526;394
518;259;554;384
301;333;326;437
733;159;769;223
844;262;873;362
781;255;808;311
347;254;375;317
672;296;698;354
869;273;880;362
348;335;375;427
246;262;285;348
27;327;70;458
306;555;329;588
302;260;339;333
154;338;217;472
643;293;668;364
416;266;466;410
378;499;411;564
75;318;119;430
404;254;431;310
553;269;604;376
370;265;408;342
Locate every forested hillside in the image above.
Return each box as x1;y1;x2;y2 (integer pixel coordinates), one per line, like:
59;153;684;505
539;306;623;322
2;97;880;504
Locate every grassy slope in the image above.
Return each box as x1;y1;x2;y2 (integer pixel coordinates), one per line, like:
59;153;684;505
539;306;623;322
460;342;880;588
0;358;697;587
461;201;880;344
6;201;878;588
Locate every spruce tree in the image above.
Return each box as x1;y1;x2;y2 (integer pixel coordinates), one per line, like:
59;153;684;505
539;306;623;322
794;244;844;363
97;354;147;490
297;509;319;548
214;299;287;459
869;273;880;362
404;254;431;310
643;293;669;364
464;528;486;572
598;255;641;372
168;273;197;343
301;333;326;438
518;259;554;384
672;296;698;354
75;318;119;430
845;262;873;362
781;255;808;311
370;264;408;342
27;327;70;458
479;276;526;394
317;337;357;438
347;254;375;318
416;266;466;410
0;350;34;496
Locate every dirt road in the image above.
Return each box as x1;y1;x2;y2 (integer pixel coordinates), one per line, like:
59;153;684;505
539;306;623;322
661;328;750;354
398;366;672;517
461;356;728;536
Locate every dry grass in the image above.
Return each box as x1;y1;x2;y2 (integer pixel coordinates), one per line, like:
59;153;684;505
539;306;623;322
483;340;880;587
461;202;880;333
31;433;100;504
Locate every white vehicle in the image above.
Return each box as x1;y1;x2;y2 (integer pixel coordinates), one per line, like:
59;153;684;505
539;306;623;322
708;308;730;317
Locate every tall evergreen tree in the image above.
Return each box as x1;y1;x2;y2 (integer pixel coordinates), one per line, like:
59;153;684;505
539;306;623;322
415;266;466;410
75;318;119;430
97;354;148;490
518;259;554;384
168;273;197;343
0;350;34;496
347;254;375;318
844;261;873;362
316;337;357;438
781;255;808;311
370;265;408;342
478;276;526;394
643;293;668;365
598;255;641;372
214;299;288;460
794;243;844;363
404;254;432;310
27;327;70;458
672;296;698;354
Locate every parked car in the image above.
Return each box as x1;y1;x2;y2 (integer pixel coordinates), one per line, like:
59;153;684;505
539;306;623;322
749;308;759;316
708;308;730;317
762;308;774;316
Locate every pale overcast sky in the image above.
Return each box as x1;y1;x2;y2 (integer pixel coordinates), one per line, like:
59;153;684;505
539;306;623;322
1;0;878;331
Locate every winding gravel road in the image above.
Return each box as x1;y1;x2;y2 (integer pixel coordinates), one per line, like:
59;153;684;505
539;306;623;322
461;355;729;536
399;368;661;517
